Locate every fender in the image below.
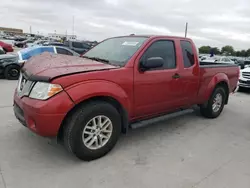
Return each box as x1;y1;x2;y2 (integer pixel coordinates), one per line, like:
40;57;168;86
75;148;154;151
65;80;132;116
203;73;229;101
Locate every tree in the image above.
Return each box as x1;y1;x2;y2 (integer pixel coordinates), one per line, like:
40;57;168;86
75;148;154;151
199;46;211;54
240;50;247;57
211;47;220;55
221;45;235;55
246;49;250;57
235;51;241;57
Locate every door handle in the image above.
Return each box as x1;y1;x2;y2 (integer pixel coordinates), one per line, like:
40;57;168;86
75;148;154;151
172;73;181;79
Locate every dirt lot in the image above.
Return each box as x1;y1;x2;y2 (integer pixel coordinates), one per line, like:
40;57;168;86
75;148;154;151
0;80;250;188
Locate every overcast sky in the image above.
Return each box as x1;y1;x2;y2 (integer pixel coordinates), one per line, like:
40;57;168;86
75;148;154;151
1;0;250;50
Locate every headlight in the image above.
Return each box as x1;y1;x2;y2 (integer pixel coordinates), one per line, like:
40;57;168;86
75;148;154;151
29;82;63;100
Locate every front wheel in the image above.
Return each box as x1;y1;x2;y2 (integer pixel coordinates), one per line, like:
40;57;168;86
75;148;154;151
63;101;121;161
200;87;226;118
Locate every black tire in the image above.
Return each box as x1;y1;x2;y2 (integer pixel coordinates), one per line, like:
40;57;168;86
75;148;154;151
63;101;121;161
200;87;226;118
4;65;20;80
237;86;244;92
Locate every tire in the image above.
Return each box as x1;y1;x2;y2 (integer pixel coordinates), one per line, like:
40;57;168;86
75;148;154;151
237;86;244;92
4;65;20;80
63;101;121;161
200;87;226;118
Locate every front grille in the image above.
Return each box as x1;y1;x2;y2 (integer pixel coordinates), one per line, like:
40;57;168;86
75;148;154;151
239;80;250;85
242;72;250;79
17;74;34;97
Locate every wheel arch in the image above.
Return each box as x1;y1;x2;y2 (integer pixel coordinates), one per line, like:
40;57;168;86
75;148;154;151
57;95;129;141
215;81;229;104
203;73;230;104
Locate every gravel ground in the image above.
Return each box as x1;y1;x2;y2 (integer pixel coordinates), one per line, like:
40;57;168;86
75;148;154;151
0;80;250;188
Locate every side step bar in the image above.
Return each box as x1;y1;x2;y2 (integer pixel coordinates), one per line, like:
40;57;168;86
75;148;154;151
130;109;194;129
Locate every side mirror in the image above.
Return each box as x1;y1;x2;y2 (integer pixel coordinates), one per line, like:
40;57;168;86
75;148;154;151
140;57;164;71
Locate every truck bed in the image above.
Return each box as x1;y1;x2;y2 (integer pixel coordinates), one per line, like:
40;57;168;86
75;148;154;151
197;61;239;103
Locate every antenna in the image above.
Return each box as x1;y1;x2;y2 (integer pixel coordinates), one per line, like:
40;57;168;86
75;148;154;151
72;16;75;36
185;22;188;38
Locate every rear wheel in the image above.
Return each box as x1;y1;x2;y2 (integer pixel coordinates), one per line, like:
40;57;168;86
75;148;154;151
200;87;226;118
63;101;121;161
4;65;20;80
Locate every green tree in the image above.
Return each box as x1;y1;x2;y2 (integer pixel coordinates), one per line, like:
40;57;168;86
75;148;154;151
246;49;250;57
199;46;211;54
221;45;235;55
235;51;241;57
211;47;220;55
240;50;247;57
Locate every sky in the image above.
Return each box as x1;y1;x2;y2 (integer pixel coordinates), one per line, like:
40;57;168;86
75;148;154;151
1;0;250;50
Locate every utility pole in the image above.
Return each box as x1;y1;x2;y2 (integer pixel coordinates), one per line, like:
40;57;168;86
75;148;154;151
30;26;32;34
185;22;188;38
72;16;75;36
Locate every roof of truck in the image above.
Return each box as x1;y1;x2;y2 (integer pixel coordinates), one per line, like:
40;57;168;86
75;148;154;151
113;35;191;40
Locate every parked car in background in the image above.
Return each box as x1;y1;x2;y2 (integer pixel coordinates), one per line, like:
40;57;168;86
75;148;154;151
26;40;49;48
0;46;79;80
64;40;91;54
0;46;5;54
14;37;26;42
239;65;250;90
201;56;235;64
0;41;14;53
0;54;20;79
199;55;208;61
43;42;64;46
18;46;79;62
14;39;35;48
14;35;239;161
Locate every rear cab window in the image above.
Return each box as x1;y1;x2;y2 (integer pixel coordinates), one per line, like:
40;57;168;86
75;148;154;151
180;40;195;68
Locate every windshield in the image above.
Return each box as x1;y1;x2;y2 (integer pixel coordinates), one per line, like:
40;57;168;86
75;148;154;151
83;37;148;66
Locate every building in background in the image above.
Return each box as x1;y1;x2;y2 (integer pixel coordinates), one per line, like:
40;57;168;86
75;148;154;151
48;33;77;41
0;27;23;35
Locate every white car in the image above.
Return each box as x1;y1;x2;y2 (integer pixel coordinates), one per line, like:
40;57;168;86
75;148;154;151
201;56;235;64
238;67;250;89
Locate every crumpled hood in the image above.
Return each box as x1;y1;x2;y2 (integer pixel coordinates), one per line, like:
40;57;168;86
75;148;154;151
22;52;119;81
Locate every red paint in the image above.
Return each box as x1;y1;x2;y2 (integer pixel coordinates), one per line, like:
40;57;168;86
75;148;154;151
0;41;13;52
14;36;239;137
14;90;74;137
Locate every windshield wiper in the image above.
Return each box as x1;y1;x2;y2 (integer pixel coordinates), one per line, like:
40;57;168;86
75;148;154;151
82;56;109;63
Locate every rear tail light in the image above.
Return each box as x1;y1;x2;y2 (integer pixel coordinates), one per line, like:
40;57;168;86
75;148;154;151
238;67;240;79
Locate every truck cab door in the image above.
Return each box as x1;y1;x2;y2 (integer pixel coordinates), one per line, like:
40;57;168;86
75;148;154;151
178;40;200;105
133;39;185;118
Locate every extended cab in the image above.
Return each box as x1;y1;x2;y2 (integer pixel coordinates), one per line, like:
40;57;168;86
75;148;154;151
13;35;239;161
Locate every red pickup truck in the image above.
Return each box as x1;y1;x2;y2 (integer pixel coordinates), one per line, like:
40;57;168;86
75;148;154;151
13;35;239;161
